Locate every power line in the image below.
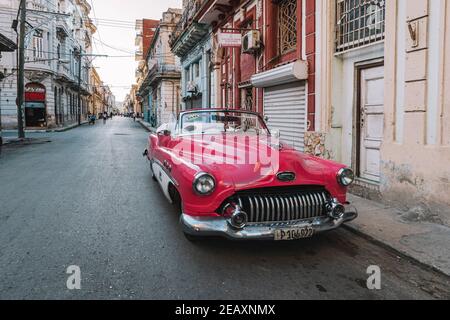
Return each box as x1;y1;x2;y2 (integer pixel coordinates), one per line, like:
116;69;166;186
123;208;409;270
92;37;134;54
89;0;105;52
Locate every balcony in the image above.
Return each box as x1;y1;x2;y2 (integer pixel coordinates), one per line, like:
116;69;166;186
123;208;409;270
56;18;71;39
27;1;47;11
24;53;54;73
135;50;143;61
170;0;209;57
138;62;181;96
171;22;209;57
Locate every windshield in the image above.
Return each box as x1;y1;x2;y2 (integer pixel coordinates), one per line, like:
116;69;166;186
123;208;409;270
179;111;269;135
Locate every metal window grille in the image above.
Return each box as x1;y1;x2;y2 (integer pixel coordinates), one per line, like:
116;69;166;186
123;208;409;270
278;0;297;55
335;0;385;53
242;88;254;110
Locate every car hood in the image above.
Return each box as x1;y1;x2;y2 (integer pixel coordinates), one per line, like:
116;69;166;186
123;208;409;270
171;133;340;190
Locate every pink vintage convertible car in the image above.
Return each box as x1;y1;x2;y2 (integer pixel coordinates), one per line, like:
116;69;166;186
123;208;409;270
145;109;357;241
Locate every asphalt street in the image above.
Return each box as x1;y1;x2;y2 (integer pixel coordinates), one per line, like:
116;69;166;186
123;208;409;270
0;117;448;300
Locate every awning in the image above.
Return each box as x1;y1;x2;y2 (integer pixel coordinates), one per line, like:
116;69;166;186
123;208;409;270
251;60;308;88
25;102;46;109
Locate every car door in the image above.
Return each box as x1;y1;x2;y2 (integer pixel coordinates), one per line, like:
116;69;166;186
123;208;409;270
152;127;176;202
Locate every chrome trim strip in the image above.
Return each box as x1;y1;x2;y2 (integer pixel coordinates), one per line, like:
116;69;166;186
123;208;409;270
269;197;276;223
181;208;359;240
248;196;255;223
288;196;295;221
264;196;271;222
255;196;260;223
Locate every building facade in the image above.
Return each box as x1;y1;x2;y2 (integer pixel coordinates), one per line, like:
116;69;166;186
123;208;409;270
169;0;450;223
138;8;182;127
0;32;16;145
0;0;96;130
89;67;102;115
315;0;450;224
134;18;160;117
171;0;213;111
171;0;314;152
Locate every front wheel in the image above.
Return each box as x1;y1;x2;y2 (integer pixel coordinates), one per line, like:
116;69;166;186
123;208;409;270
149;160;157;181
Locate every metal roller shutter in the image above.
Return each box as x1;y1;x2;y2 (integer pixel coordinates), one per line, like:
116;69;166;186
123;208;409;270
263;81;307;152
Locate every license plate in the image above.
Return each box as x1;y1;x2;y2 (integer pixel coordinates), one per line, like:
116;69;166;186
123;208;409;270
274;226;314;241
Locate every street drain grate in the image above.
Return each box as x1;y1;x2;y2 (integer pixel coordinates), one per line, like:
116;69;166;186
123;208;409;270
113;133;131;136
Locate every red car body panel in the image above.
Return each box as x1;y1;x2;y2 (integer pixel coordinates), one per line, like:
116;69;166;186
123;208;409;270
148;130;348;217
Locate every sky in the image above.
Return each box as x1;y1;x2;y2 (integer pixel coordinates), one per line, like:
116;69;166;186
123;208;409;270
90;0;182;103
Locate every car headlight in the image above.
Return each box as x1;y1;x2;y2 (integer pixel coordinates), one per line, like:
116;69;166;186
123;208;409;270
193;173;216;195
337;168;355;186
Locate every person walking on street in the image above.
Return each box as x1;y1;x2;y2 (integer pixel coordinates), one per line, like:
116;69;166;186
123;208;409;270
133;113;136;122
103;112;107;125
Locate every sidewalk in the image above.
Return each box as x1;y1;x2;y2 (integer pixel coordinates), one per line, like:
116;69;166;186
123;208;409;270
1;121;88;136
136;119;156;133
345;194;450;277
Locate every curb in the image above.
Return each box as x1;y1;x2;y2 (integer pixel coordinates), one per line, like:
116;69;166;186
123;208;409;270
137;120;156;133
1;137;52;146
343;224;450;278
1;122;88;135
51;121;88;133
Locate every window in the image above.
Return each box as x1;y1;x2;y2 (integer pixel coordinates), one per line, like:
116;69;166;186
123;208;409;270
335;0;385;53
33;29;44;60
194;62;200;78
241;88;254;111
278;0;297;54
185;68;190;82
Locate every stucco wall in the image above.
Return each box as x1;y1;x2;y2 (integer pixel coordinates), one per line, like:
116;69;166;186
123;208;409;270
382;0;450;226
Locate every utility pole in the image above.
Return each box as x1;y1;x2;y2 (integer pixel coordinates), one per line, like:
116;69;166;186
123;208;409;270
75;51;106;125
16;0;26;138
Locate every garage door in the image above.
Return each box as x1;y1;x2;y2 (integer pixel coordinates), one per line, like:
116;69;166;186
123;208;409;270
263;81;307;152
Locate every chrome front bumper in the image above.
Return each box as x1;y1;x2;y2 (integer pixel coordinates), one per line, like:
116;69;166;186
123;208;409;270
180;209;358;240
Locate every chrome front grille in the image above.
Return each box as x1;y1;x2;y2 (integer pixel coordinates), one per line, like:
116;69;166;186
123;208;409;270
234;188;330;223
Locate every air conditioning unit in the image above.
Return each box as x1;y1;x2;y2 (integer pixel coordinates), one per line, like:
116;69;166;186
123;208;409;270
242;30;261;54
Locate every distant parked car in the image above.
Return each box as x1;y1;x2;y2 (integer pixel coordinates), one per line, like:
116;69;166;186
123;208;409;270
144;109;357;242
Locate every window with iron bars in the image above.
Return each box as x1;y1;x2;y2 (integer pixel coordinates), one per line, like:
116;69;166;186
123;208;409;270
241;87;254;111
32;29;45;60
278;0;297;55
335;0;385;53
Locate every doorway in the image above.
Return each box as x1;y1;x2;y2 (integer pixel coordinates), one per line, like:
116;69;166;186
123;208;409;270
356;64;385;183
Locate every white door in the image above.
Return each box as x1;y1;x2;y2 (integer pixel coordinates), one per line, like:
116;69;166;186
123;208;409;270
264;82;307;152
359;66;384;182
